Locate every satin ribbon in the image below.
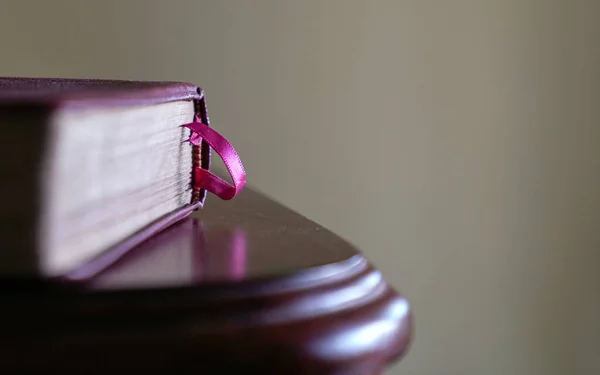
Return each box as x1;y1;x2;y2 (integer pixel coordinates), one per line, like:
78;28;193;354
182;116;246;200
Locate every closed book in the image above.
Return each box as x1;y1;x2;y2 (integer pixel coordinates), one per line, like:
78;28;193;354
0;77;245;278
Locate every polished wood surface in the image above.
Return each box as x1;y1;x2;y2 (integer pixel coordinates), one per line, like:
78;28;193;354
0;188;412;374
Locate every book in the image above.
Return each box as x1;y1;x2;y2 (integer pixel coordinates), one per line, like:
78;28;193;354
0;77;245;278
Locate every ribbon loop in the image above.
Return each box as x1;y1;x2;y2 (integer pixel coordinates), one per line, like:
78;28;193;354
182;117;246;200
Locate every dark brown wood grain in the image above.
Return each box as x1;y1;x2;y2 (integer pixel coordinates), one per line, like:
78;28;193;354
0;188;412;374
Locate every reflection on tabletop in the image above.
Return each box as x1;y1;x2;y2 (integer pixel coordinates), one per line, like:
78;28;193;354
93;218;248;288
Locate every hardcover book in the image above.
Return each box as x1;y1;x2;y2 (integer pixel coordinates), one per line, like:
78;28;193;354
0;77;245;278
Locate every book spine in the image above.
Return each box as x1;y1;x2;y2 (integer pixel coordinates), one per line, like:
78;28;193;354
192;99;203;203
192;94;211;205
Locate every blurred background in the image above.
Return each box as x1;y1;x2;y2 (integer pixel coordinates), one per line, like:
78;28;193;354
1;1;599;374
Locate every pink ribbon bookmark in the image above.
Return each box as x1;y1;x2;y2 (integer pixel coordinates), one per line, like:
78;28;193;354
182;117;246;200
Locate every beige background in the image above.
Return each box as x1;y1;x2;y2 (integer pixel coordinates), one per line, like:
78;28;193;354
1;1;599;374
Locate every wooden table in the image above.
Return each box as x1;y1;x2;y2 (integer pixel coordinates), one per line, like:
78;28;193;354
0;188;412;374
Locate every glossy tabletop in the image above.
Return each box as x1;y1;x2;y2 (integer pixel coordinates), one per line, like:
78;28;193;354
0;188;412;375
